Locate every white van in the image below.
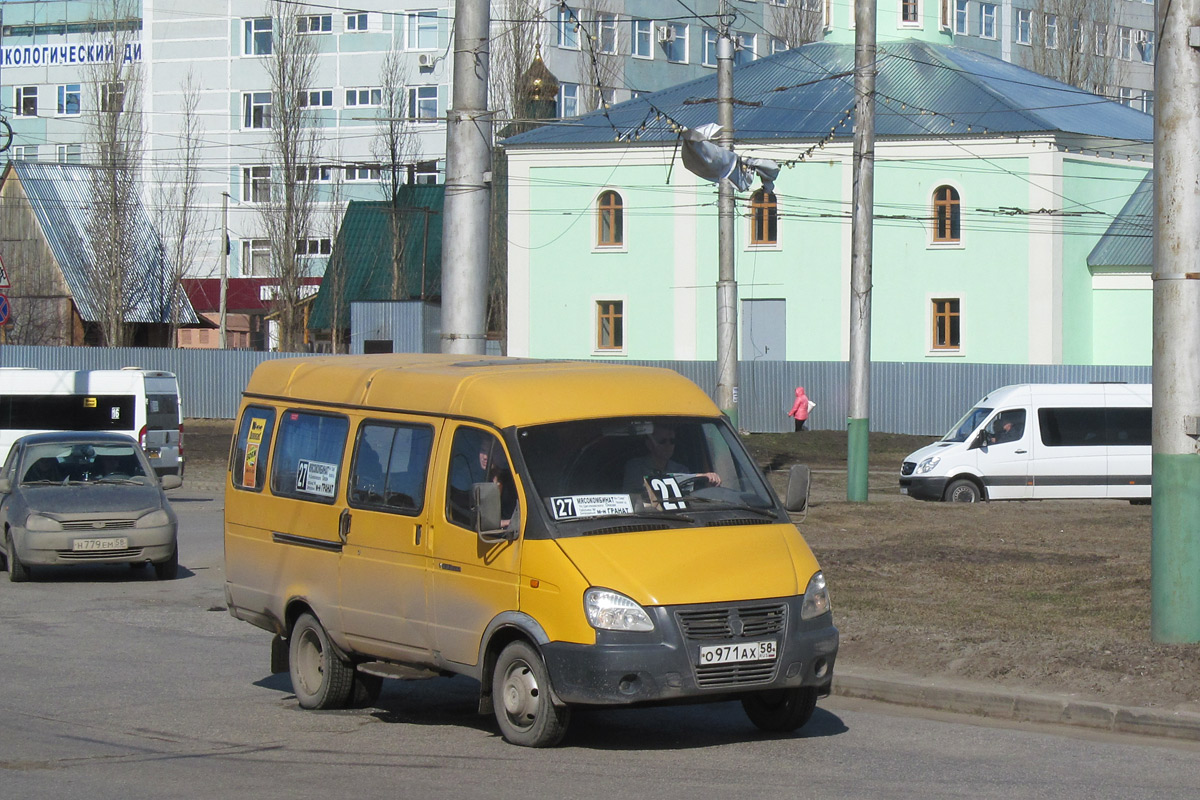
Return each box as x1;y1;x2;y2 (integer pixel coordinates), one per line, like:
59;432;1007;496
899;383;1151;503
0;368;184;480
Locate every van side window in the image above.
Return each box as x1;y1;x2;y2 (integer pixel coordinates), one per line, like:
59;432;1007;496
1107;407;1151;446
349;422;434;514
270;411;349;504
1038;408;1106;447
231;406;276;492
446;427;519;530
986;409;1025;445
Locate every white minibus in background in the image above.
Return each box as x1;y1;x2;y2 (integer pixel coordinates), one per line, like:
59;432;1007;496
899;383;1151;503
0;368;184;481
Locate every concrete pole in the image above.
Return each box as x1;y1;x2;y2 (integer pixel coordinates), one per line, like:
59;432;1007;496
847;0;876;502
715;21;739;427
220;192;229;349
440;0;491;355
1151;0;1200;642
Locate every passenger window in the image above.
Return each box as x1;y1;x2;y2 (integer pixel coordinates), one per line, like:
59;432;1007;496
349;421;433;514
231;406;276;492
446;427;519;531
985;409;1026;445
1038;408;1106;447
1107;407;1151;446
269;410;349;503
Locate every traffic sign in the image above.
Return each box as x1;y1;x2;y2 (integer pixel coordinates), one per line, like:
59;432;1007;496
0;252;9;289
0;293;9;326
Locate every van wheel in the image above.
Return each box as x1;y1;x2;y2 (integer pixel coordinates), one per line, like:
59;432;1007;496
7;532;30;583
742;687;817;732
944;479;982;503
289;613;354;710
492;641;570;747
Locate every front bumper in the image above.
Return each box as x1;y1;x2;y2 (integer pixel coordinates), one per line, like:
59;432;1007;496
899;475;947;501
14;527;177;566
541;595;838;706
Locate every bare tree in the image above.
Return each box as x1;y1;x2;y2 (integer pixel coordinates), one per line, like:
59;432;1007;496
83;0;146;347
1029;0;1120;93
373;45;418;300
575;0;622;114
320;163;349;353
489;0;544;131
260;0;320;351
768;0;826;50
152;69;207;346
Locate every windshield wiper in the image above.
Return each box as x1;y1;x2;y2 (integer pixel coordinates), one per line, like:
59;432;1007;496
95;477;144;485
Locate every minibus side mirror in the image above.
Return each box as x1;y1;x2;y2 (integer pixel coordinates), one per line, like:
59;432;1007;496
969;431;988;451
472;482;515;542
0;477;10;494
160;474;183;490
784;464;811;514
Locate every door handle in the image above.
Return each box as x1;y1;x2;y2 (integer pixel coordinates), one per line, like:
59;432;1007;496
338;508;351;544
439;563;462;572
1015;449;1028;454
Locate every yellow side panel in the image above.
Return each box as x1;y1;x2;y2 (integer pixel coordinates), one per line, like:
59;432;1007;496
518;539;595;645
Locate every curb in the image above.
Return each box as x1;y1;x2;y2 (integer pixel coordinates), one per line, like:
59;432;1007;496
833;669;1200;743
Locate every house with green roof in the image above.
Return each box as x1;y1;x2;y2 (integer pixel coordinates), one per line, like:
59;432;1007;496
502;39;1153;366
307;185;444;349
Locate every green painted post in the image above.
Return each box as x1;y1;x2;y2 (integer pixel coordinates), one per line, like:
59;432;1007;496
847;417;869;502
1151;455;1200;642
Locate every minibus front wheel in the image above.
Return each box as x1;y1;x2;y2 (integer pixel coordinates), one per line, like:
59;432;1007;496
492;640;570;747
289;612;355;710
944;479;982;503
742;687;817;732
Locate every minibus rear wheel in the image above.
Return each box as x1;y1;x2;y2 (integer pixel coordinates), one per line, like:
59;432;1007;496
289;612;354;710
492;640;570;747
742;687;817;732
944;479;982;503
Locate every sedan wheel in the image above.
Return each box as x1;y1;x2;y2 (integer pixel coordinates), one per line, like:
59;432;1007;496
7;532;30;583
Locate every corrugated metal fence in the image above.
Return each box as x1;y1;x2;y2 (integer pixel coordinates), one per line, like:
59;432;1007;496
0;346;1150;435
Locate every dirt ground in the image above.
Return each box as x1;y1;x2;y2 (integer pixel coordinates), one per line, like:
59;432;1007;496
186;420;1200;713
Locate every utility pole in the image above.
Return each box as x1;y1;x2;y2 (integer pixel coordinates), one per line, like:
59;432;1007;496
715;3;738;427
1150;0;1200;642
440;0;491;355
220;192;229;349
847;0;876;501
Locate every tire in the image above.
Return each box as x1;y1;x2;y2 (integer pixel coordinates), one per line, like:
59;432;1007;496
153;547;179;580
7;532;30;583
348;671;384;709
492;640;570;747
741;687;818;733
289;612;354;710
944;479;982;503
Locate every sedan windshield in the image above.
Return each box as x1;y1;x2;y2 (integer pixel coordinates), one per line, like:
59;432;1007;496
517;417;778;530
20;442;148;484
942;406;992;443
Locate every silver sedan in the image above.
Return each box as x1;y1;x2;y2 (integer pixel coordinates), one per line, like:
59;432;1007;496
0;431;181;582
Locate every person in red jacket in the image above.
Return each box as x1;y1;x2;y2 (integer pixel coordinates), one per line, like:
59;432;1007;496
788;386;814;431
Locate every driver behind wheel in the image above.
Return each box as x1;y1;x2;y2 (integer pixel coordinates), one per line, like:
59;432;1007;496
621;423;721;495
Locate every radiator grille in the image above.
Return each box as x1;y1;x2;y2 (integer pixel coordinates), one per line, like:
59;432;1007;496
61;519;137;531
675;603;787;689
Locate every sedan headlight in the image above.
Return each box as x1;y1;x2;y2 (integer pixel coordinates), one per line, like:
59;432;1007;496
584;588;655;632
800;571;831;620
916;456;941;475
25;513;63;532
136;509;173;528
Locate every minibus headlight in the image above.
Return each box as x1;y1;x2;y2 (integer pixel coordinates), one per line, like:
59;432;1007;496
25;513;62;532
136;509;172;528
916;456;941;475
584;588;655;632
800;571;831;620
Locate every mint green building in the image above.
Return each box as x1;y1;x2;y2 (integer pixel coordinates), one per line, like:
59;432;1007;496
503;39;1153;366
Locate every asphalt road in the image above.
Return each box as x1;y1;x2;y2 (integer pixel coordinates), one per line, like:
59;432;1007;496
3;487;1200;800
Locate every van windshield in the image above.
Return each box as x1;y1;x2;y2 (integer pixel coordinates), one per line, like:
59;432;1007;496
517;417;778;528
942;406;992;443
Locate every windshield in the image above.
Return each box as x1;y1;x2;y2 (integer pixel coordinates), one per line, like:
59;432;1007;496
942;406;992;443
21;442;148;484
517;416;778;531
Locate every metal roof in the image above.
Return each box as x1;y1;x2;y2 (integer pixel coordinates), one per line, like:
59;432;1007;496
503;39;1153;148
6;161;199;325
308;184;444;330
1088;171;1152;270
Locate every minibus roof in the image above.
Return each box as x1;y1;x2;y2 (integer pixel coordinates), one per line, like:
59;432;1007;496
243;355;721;427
